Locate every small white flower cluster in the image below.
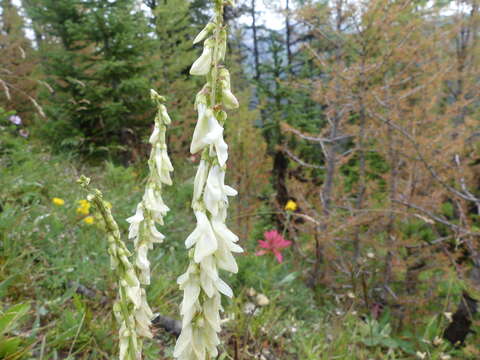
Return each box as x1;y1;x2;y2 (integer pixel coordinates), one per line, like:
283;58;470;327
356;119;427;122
78;176;145;360
126;90;174;343
174;2;242;359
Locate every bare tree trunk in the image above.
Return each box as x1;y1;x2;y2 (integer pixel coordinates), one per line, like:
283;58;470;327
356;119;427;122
383;116;399;290
452;1;478;124
285;0;293;74
251;0;260;81
273;149;289;212
310;0;345;288
352;61;367;263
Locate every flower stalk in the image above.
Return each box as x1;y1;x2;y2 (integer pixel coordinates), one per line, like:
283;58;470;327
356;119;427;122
126;91;174;343
78;176;144;360
174;1;242;359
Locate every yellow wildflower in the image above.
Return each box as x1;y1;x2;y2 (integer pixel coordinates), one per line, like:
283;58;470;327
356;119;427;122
83;216;95;225
285;200;297;212
52;197;65;206
76;199;91;215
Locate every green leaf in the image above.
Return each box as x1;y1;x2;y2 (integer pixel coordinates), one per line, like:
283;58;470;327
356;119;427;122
0;303;30;337
0;337;21;357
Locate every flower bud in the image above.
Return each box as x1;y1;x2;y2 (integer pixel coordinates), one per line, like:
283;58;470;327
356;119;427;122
222;88;239;109
193;22;216;44
150;89;166;102
159;104;171;125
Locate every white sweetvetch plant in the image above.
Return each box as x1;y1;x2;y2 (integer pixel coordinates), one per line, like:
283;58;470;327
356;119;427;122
78;177;145;360
126;91;174;347
174;1;243;359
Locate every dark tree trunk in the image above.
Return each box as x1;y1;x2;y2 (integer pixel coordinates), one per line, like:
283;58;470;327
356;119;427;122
273;149;289;215
285;0;293;74
251;0;260;81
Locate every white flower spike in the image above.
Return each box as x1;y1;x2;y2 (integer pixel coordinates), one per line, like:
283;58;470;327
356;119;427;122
124;91;174;356
175;1;243;359
78;178;144;360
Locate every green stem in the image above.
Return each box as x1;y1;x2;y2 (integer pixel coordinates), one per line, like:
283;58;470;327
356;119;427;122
210;1;224;108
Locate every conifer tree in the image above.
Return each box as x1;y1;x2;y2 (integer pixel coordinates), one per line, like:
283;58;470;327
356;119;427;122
25;0;156;156
144;0;205;151
0;0;38;117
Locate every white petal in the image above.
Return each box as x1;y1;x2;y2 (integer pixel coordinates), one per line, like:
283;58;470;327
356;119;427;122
192;328;207;360
211;217;239;244
181;280;200;315
204;166;223;215
200;271;216;298
193;216;218;263
126;205;144;239
149;125;160;144
185;226;200;249
162;149;174;171
200;256;218;297
193;23;215;44
203;294;221;332
126;284;142;309
213;134;228;166
159;104;171;125
173;325;193;357
203;115;224;145
190;107;211;154
144;187;169;219
149;222;165;243
216;236;239;273
222;89;239;109
155;147;173;185
224;185;237;197
193;160;209;202
216;278;233;298
135;295;153;338
190;39;214;76
136;244;150;271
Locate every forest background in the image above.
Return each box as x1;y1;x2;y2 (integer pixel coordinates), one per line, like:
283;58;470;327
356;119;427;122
1;0;480;359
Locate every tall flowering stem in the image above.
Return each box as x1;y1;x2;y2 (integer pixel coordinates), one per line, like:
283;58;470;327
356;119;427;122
78;176;144;360
174;1;243;359
126;91;174;343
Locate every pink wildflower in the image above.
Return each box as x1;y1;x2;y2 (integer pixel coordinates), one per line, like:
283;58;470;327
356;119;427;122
255;230;292;263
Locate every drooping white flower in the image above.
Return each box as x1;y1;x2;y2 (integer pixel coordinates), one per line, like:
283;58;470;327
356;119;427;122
173;325;193;358
159;104;171;125
148;221;165;244
190;38;215;76
135;289;154;338
193;160;209;202
135;243;150;284
219;69;239;109
154;144;174;185
211;216;243;273
204;165;237;215
185;211;218;263
190;107;229;166
127;204;144;240
144;186;169;223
